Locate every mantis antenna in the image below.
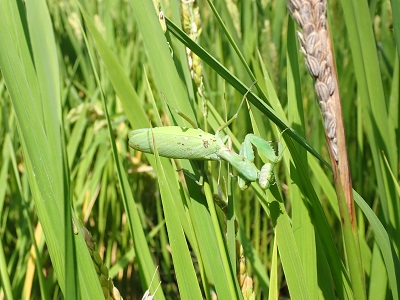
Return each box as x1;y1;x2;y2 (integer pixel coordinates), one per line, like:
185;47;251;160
215;81;257;136
164;101;198;129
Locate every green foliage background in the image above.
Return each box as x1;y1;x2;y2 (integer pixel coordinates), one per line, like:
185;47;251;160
0;0;399;299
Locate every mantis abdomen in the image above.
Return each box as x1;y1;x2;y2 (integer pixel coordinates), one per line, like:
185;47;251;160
129;127;222;160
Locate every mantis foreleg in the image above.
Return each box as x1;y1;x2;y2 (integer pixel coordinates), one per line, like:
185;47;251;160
238;134;284;190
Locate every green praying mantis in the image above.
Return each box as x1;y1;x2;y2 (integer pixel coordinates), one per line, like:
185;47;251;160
129;92;284;191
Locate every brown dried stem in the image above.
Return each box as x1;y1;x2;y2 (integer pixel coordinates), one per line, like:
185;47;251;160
287;0;355;226
287;3;367;295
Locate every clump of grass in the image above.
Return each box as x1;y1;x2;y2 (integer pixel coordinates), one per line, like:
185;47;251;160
0;0;399;299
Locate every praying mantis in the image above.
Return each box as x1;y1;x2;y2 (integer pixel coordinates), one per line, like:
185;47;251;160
129;93;284;191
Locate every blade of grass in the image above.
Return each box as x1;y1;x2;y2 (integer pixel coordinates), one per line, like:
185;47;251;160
287;19;318;300
152;139;203;299
25;1;79;296
0;230;13;300
262;186;311;300
128;0;195;122
353;190;400;299
340;0;398;221
0;1;103;297
391;0;400;60
6;134;49;299
78;5;167;298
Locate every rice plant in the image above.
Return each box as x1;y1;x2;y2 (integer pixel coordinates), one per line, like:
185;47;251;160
0;0;398;299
